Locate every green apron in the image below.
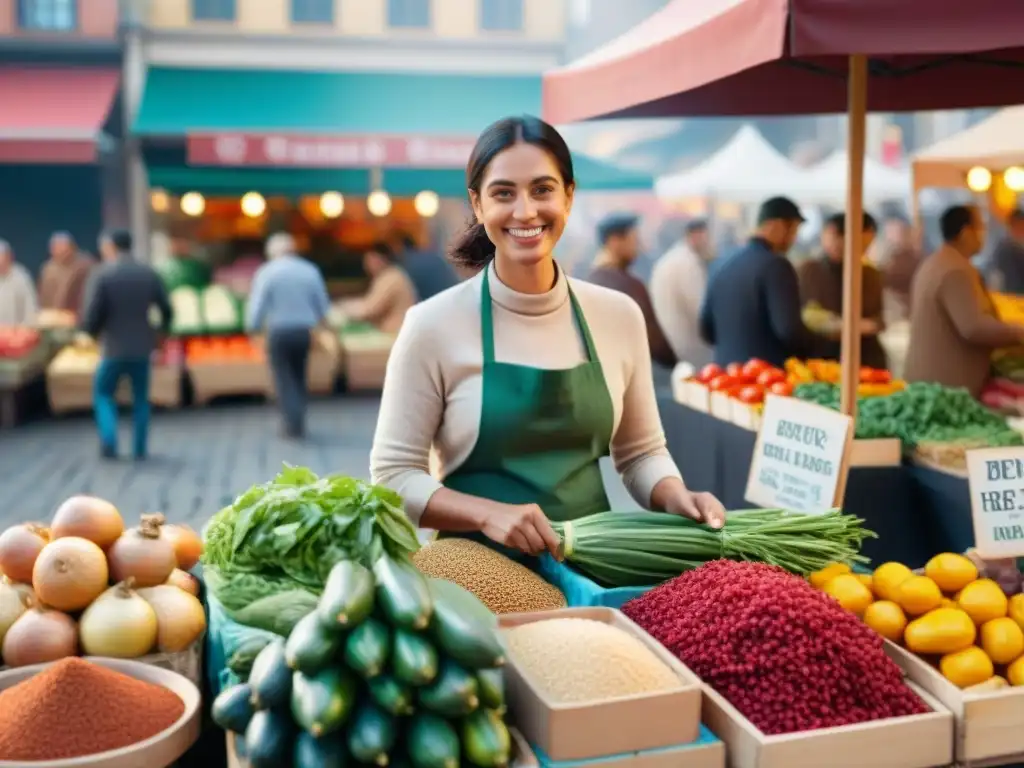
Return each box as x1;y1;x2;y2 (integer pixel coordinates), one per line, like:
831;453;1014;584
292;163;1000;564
441;267;615;556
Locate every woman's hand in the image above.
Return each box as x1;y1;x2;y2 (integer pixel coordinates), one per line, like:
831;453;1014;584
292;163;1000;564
480;503;562;557
652;478;726;529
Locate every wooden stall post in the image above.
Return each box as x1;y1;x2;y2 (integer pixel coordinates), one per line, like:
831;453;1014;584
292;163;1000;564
839;54;868;418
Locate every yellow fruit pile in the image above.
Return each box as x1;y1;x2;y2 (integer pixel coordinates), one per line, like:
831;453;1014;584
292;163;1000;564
809;554;1024;691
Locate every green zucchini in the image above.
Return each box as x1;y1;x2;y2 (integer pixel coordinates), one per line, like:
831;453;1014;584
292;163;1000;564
418;660;479;717
406;712;460;768
248;640;293;710
346;701;397;766
475;668;505;712
392;628;439;686
294;729;348;768
374;553;433;630
228;637;273;682
344;616;391;679
245;709;294;768
461;709;511;768
427;578;504;670
286;611;343;673
367;674;415;716
212;683;256;734
319;560;376;628
291;667;358;737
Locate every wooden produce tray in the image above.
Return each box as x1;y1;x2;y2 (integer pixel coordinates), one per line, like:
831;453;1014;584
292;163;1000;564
340;331;395;391
700;673;952;768
849;437;903;467
731;401;762;432
677;380;711;412
187;361;270;405
46;364;183;414
885;641;1024;767
709;391;733;420
498;607;704;762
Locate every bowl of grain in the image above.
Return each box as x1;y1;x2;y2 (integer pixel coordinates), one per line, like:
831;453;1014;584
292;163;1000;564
0;656;201;767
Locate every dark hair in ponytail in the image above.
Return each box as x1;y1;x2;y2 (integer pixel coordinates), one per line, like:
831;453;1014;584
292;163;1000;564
448;115;575;269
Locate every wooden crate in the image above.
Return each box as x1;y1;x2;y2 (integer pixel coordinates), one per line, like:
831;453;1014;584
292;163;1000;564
885;641;1024;766
266;347;339;398
498;607;703;762
709;391;733;420
681;380;711;412
341;332;395;391
700;676;952;768
731;401;762;431
46;364;182;414
187;361;271;405
850;437;903;467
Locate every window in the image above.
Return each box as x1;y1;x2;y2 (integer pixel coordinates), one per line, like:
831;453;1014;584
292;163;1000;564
388;0;430;29
480;0;522;31
192;0;236;21
291;0;334;24
17;0;76;31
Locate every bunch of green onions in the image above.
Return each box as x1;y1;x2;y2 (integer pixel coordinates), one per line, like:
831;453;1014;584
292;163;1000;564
550;509;876;588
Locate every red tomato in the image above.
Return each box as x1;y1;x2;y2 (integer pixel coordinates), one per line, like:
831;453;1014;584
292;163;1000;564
738;385;765;404
770;381;794;397
697;363;723;383
860;367;892;384
709;375;736;392
742;358;770;379
756;368;786;388
725;362;745;379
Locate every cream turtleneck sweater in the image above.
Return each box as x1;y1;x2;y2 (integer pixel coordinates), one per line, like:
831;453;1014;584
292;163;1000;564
369;262;683;525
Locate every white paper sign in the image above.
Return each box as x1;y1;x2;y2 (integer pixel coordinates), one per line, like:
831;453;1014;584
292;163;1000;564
965;446;1024;558
745;394;854;513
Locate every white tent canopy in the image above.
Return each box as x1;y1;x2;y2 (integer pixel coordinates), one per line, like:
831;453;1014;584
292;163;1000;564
798;150;911;207
654;125;807;202
913;106;1024;190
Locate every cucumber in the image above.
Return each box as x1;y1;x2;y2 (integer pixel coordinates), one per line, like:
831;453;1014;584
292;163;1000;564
418;660;479;717
392;628;439;686
228;637;273;682
294;729;348;768
406;712;460;768
245;709;294;768
427;578;504;670
212;683;256;734
475;668;505;712
291;667;358;737
374;553;433;630
346;701;397;766
248;640;293;710
367;674;415;716
286;611;344;674
344;616;391;679
319;560;376;628
462;709;511;768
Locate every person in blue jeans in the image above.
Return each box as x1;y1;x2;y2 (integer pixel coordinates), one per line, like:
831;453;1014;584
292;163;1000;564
80;230;173;460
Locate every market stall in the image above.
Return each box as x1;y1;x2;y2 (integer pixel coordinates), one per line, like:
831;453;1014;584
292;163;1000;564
798;150;912;208
338;322;396;392
0;326;50;428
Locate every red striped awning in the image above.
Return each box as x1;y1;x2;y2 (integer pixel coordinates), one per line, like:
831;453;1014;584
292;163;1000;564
0;67;120;163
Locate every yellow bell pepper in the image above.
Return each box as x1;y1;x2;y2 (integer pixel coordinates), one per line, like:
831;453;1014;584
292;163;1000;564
784;358;814;383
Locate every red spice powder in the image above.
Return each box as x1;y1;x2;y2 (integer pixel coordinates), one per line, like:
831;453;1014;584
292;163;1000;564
622;560;928;735
0;657;186;760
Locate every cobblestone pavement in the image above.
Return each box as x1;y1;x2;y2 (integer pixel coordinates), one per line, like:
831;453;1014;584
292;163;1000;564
0;397;383;530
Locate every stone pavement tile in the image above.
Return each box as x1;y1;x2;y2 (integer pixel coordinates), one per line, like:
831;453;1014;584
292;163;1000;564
0;397;382;530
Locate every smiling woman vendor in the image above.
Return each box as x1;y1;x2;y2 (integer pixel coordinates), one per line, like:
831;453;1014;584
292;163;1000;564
369;116;726;557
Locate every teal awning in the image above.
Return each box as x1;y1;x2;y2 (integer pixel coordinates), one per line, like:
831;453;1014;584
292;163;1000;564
134;67;542;136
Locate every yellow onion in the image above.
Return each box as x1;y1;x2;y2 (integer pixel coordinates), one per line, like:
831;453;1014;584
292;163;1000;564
2;601;78;667
79;579;157;658
32;536;109;612
0;523;49;583
51;495;123;549
0;580;27;648
107;514;177;588
138;584;207;653
166;568;201;597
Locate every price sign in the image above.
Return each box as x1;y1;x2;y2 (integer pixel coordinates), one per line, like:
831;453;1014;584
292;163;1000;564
746;394;854;513
965;447;1024;558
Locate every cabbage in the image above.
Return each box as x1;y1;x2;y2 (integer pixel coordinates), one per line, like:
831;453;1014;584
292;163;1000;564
202;285;242;333
170;286;204;335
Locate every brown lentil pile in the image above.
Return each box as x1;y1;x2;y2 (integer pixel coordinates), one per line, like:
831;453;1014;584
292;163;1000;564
412;538;567;613
0;657;186;760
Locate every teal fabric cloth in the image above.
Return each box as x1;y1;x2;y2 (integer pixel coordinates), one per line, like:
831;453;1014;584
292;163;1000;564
530;725;722;767
538;555;653;609
205;594;281;697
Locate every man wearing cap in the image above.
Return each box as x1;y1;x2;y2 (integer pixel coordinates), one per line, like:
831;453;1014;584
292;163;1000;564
650;219;714;367
699;196;817;367
586;213;676;368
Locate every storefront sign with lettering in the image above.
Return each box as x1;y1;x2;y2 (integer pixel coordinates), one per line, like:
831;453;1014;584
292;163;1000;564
187;133;476;169
966;447;1024;558
746;395;854;513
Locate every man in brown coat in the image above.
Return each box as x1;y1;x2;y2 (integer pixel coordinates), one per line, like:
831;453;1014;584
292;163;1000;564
905;205;1024;396
37;231;94;316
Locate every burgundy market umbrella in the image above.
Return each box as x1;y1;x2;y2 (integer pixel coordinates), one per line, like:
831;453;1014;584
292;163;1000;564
544;0;1024;415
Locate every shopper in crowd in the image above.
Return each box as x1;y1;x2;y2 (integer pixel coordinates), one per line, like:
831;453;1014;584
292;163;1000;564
338;242;417;334
370;115;725;559
396;232;459;301
699;196;817;367
586;212;676;369
80;230;172;461
38;231;94;316
0;239;38;326
905;205;1024;397
247;232;331;440
988;209;1024;294
797;212;887;369
649;219;714;368
876;215;922;320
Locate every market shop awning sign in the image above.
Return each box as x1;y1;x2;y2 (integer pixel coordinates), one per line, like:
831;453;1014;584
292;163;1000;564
187;133;476;169
746;395;854;515
966;447;1024;559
